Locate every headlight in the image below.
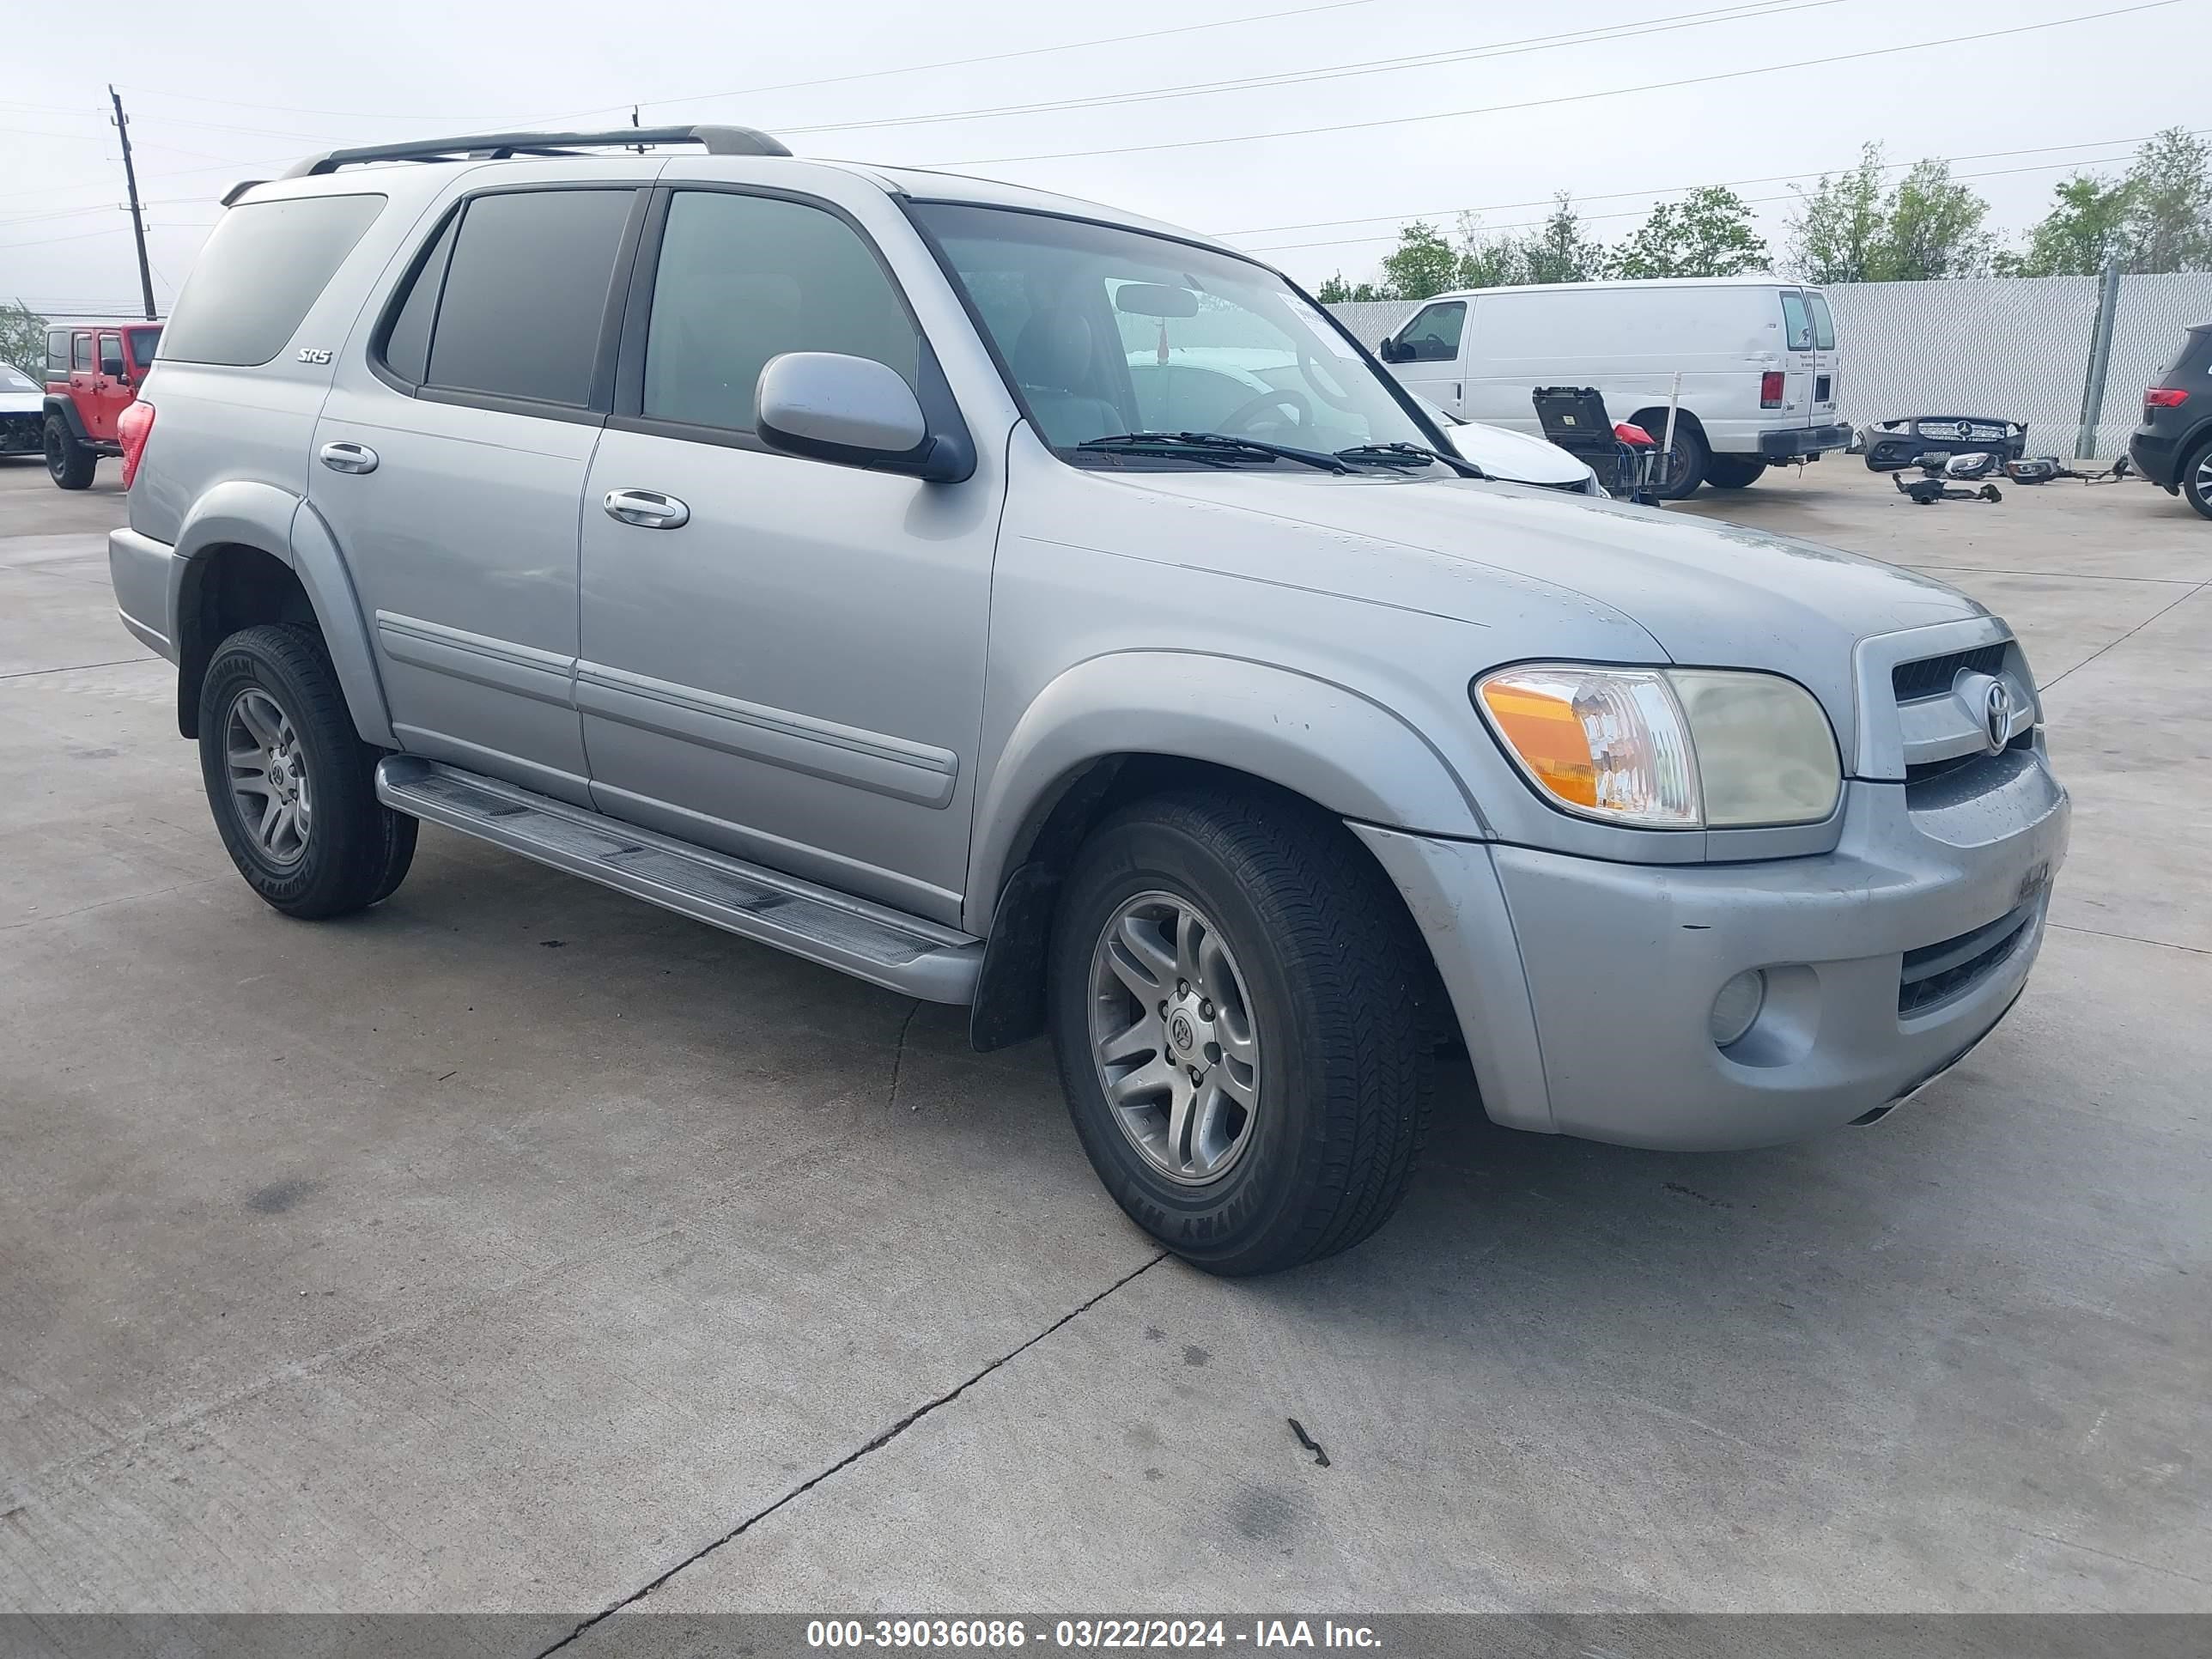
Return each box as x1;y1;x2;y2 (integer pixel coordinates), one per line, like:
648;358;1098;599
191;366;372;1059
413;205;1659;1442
1474;664;1840;830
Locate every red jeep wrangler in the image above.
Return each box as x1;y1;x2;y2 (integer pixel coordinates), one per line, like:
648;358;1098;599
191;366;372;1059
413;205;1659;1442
40;319;162;489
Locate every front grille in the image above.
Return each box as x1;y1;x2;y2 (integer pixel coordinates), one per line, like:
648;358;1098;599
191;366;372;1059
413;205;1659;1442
1892;643;2007;703
1905;729;2033;789
1899;896;2039;1016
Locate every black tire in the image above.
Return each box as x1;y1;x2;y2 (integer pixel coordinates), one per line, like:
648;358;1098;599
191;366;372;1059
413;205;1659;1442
1636;415;1708;500
2182;436;2212;521
1048;786;1433;1276
1705;455;1768;490
198;623;416;919
44;416;94;489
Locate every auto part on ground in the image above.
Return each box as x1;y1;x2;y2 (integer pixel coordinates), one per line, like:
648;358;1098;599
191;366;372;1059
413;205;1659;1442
2003;454;2133;485
1864;416;2029;472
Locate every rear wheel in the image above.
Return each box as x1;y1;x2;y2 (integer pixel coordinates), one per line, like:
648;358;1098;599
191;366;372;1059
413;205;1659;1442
2183;436;2212;521
198;623;416;919
1705;455;1768;490
1048;787;1433;1276
1635;415;1708;499
44;417;94;489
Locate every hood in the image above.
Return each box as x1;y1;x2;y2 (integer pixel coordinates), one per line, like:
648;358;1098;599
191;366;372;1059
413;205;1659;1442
1439;420;1593;487
1114;468;1987;752
0;388;42;415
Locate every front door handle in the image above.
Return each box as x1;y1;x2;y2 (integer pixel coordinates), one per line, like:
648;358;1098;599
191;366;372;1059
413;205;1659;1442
603;489;690;529
319;441;379;475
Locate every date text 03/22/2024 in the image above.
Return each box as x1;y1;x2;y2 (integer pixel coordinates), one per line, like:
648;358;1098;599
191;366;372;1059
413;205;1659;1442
805;1619;1383;1649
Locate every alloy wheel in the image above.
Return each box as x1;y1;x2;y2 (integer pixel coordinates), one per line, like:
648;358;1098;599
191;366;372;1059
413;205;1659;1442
1087;890;1262;1185
224;687;313;866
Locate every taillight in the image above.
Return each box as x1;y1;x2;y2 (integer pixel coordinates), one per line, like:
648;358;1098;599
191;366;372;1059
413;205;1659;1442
1759;371;1785;409
117;398;155;489
2144;387;2189;410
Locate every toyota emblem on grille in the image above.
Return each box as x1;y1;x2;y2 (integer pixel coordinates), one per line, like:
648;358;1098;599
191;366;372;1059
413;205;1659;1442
1983;681;2013;754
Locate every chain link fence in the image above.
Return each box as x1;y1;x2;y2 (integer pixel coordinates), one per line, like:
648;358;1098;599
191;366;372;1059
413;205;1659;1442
1327;276;2212;459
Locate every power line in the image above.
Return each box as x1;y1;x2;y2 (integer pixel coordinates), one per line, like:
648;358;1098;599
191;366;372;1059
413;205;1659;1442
929;0;2181;167
780;0;1842;137
610;0;1384;122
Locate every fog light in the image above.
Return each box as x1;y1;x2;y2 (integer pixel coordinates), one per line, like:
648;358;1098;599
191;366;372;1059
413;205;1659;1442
1710;969;1766;1048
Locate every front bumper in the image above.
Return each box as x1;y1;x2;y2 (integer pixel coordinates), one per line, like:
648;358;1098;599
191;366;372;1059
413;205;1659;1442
0;411;41;455
1355;753;2069;1152
1759;422;1854;462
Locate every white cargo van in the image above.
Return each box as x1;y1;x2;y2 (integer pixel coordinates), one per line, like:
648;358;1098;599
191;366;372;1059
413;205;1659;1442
1376;276;1849;498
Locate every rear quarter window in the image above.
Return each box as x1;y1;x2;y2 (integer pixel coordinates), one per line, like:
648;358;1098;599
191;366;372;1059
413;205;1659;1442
160;193;386;367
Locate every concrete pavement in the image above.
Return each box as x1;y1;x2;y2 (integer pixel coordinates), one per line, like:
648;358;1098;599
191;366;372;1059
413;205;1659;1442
0;453;2204;1624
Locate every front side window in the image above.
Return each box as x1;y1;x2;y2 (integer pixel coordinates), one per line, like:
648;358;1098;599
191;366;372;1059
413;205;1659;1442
641;191;920;433
1805;291;1836;351
99;334;125;376
1399;301;1466;363
161;193;385;366
1780;291;1814;352
912;202;1437;459
426;189;635;406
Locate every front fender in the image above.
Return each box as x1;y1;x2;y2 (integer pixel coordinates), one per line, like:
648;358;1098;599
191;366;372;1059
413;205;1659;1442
168;481;393;747
965;650;1491;935
40;396;88;443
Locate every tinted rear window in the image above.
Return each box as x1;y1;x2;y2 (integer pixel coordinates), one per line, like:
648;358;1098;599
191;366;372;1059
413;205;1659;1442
1780;292;1814;351
425;189;635;406
1805;291;1836;350
161;194;386;366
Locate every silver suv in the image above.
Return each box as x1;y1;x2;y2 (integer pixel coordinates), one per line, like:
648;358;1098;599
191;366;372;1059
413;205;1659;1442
108;127;2069;1274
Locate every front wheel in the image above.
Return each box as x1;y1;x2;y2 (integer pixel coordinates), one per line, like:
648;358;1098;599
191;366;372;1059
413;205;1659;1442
2183;437;2212;521
44;417;94;489
1048;787;1433;1276
198;623;417;919
1705;455;1768;490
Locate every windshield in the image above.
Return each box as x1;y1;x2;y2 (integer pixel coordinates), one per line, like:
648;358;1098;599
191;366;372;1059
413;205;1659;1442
0;363;36;392
910;202;1439;463
128;326;162;368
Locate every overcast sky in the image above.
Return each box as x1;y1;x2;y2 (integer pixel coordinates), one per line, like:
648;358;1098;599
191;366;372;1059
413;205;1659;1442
4;0;2206;314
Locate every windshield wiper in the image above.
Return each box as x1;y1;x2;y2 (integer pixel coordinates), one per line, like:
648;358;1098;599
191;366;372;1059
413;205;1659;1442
1079;431;1356;475
1334;441;1486;479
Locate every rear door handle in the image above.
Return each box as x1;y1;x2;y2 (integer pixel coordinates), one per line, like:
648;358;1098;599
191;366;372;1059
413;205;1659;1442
603;489;690;529
319;441;379;475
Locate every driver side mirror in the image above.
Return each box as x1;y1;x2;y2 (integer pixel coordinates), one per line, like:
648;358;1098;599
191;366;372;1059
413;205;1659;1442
1377;336;1407;364
756;352;973;484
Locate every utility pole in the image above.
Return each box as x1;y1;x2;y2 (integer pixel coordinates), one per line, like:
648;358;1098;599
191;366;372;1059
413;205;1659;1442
108;85;158;321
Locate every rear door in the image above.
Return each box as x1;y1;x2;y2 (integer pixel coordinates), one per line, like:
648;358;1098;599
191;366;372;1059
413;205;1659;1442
313;184;646;806
1803;289;1838;425
1777;289;1818;428
88;331;132;439
67;331;97;428
1389;298;1468;416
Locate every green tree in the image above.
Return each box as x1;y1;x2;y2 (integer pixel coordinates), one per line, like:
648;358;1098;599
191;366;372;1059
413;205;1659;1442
1609;185;1770;278
2119;126;2212;273
1519;194;1607;284
1995;173;2133;276
1784;144;1888;283
1314;271;1393;303
1879;158;1995;279
1378;221;1462;300
1452;212;1523;289
0;301;46;377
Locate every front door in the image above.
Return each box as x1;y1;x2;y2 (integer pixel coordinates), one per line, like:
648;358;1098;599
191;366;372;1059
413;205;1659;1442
1389;299;1467;417
576;185;1000;925
313;184;645;805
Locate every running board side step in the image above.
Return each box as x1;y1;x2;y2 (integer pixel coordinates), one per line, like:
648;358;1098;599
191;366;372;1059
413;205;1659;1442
375;757;982;1003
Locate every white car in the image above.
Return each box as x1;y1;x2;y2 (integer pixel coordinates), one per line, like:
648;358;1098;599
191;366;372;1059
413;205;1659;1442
0;361;45;458
1124;345;1601;494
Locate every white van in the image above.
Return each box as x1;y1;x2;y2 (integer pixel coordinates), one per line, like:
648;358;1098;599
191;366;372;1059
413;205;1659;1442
1376;276;1850;498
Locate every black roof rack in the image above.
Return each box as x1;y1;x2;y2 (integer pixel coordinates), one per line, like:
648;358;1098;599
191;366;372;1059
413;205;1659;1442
277;125;790;179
